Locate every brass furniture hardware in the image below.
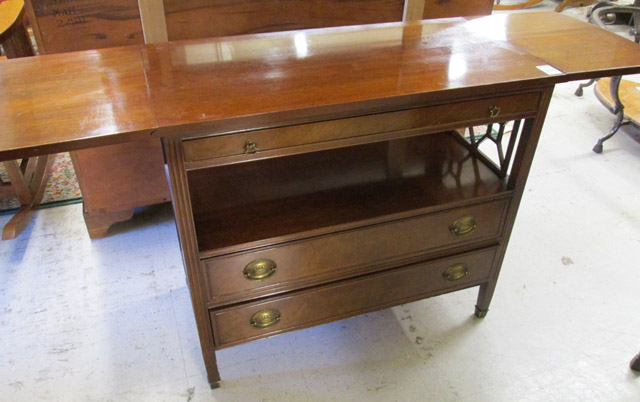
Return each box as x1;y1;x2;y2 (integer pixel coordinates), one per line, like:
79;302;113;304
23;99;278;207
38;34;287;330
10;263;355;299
489;105;501;118
250;309;281;328
244;140;259;154
243;258;277;280
443;264;469;281
449;216;477;236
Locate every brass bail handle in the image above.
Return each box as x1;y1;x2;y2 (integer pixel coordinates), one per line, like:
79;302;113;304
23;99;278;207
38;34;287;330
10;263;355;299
243;258;277;280
489;105;501;118
250;309;281;328
443;264;468;281
449;216;477;237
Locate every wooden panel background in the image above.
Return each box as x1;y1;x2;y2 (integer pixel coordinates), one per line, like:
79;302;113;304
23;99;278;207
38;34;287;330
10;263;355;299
422;0;493;20
162;0;406;40
26;0;144;53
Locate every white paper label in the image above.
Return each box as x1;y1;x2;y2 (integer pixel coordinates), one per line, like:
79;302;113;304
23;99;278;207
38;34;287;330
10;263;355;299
536;65;563;75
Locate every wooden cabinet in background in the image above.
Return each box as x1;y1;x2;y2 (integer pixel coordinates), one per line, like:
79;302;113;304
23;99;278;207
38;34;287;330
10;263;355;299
25;0;169;238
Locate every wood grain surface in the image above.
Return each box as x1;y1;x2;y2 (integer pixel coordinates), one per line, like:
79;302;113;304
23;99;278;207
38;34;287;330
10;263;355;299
162;0;405;40
26;0;144;53
422;0;493;19
142;18;558;136
478;11;640;80
2;12;640;160
0;46;155;160
211;247;497;347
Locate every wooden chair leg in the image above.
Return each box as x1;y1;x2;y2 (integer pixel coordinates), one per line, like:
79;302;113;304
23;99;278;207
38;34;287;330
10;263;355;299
2;155;54;240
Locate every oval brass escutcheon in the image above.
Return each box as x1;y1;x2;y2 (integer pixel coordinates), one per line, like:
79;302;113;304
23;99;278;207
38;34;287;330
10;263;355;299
250;309;281;329
443;264;469;282
244;140;259;154
243;258;277;280
449;216;477;236
489;105;501;118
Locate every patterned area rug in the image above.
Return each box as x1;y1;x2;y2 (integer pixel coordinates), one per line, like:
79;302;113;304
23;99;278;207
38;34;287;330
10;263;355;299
0;153;82;213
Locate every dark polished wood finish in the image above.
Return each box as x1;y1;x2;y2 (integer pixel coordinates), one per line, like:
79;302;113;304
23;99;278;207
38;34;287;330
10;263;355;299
3;12;640;159
0;0;51;240
162;0;405;41
142;19;558;137
25;0;170;240
212;247;498;348
189;133;509;255
182;92;539;163
423;0;493;19
201;197;508;306
0;45;155;161
1;12;640;387
163;136;221;386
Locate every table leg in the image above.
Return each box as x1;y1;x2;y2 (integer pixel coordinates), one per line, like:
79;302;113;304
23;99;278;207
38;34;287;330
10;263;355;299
2;155;54;239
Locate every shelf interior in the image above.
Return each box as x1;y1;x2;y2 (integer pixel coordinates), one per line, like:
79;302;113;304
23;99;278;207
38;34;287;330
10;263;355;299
188;131;508;255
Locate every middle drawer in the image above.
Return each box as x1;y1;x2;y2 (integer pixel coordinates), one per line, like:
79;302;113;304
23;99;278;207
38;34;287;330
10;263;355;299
202;198;508;305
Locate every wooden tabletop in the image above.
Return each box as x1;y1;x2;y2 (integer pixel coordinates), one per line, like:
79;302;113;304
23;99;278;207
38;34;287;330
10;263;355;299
485;11;640;80
142;18;558;137
0;46;155;160
1;12;640;160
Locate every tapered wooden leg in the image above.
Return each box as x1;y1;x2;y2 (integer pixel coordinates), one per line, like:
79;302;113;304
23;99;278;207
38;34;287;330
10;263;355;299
475;281;496;318
206;352;221;389
163;137;223;387
83;208;134;239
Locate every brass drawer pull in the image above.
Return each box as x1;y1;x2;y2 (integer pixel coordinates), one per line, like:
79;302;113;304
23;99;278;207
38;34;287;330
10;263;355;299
443;264;468;281
250;309;281;329
449;216;477;237
489;105;501;118
243;258;277;280
244;140;259;154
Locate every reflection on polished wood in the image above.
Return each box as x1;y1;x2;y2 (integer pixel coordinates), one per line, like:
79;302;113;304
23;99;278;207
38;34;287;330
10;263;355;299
142;19;556;135
2;12;640;161
483;11;640;80
1;11;640;387
0;46;154;160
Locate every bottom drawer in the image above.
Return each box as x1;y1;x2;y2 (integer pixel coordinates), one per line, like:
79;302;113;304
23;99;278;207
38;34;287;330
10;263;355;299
211;247;497;347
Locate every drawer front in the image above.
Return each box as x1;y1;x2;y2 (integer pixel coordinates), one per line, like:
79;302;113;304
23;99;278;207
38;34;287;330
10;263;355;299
203;198;508;304
183;92;539;162
211;247;497;347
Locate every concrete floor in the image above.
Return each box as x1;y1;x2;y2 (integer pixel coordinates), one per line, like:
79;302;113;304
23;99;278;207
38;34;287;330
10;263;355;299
2;7;640;402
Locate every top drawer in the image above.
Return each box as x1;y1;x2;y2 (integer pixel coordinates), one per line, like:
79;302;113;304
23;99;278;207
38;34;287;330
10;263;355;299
183;92;540;162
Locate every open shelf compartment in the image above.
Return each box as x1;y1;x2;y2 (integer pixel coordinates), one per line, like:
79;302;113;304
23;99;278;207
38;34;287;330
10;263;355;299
187;130;510;257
